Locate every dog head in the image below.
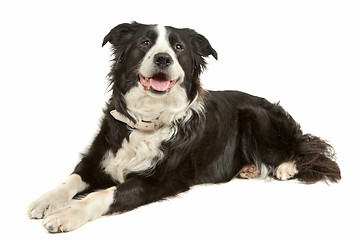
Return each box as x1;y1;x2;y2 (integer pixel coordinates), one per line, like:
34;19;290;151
103;22;217;125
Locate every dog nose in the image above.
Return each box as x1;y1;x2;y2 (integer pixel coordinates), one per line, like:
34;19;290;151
154;53;173;68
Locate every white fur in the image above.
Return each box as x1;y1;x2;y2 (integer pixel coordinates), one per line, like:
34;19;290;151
138;25;185;82
101;126;174;182
43;187;116;233
28;174;89;219
275;161;298;180
125;81;192;125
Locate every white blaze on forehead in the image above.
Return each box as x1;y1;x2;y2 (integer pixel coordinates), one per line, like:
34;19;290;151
138;25;185;82
154;25;170;52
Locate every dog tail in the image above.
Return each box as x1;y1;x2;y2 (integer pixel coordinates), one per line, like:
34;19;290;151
294;134;341;184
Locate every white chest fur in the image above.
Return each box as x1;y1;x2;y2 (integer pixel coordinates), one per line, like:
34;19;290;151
101;126;173;183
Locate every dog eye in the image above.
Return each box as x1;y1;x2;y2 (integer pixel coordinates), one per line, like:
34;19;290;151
142;40;151;47
175;43;184;51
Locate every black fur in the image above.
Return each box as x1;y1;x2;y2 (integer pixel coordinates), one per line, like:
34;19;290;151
73;22;340;216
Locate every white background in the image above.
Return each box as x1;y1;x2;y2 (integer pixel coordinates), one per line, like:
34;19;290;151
1;0;359;239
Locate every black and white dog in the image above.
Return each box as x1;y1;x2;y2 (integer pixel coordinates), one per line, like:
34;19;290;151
28;22;341;233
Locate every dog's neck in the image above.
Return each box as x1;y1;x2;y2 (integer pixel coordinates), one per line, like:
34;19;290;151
112;84;205;131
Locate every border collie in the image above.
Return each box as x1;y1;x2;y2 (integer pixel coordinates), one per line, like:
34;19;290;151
28;22;341;233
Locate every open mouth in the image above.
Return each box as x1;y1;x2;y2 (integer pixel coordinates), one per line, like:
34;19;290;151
139;73;177;93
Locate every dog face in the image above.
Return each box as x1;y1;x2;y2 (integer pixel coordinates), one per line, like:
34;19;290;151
138;25;185;95
102;22;217;103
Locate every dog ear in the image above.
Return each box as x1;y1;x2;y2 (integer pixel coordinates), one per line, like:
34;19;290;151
102;23;136;47
192;33;218;60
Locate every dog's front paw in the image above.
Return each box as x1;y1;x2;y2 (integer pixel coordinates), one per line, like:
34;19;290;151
28;189;71;219
42;205;88;233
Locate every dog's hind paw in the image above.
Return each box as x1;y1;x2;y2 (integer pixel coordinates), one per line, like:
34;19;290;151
238;164;259;179
275;161;298;180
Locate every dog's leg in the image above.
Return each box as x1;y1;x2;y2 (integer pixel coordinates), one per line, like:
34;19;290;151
28;174;89;219
42;175;189;233
43;187;116;233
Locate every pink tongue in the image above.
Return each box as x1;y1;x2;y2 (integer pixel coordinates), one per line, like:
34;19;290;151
150;78;171;91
